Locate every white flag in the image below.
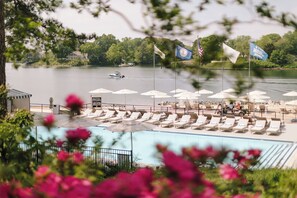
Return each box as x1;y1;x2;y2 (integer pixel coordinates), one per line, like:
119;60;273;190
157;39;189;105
223;43;240;64
154;45;165;59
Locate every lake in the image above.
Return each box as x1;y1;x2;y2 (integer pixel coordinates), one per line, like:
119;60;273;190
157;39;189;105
6;63;297;106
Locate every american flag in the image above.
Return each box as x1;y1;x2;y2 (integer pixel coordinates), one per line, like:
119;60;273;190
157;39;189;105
197;38;204;57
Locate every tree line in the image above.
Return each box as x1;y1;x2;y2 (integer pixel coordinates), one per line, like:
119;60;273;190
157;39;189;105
23;31;297;68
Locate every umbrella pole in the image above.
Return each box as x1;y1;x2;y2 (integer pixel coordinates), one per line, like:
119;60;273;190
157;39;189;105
130;132;133;168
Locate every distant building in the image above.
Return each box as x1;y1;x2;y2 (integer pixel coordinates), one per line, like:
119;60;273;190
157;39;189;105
67;51;88;60
7;89;32;113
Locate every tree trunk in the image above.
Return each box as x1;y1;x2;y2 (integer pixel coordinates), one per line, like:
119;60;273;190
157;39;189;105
0;1;7;117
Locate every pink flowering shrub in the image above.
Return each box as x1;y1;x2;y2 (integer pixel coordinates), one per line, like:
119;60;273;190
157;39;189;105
0;143;263;198
0;94;267;197
65;94;84;117
42;114;55;130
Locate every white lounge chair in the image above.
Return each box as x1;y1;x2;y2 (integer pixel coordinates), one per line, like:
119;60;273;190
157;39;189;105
204;116;221;130
233;119;249;133
136;112;153;122
190;115;207;129
219;118;236;132
174;115;191;128
266;120;281;135
251;120;267;134
160;114;178;128
146;114;162;125
108;111;127;123
78;108;93;117
97;110;115;122
87;110;104;118
122;112;141;121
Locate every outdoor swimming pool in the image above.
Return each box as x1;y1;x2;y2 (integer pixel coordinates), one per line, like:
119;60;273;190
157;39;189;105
35;126;293;166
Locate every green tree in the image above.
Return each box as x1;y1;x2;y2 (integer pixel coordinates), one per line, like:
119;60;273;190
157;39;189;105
229;36;251;59
198;35;225;64
270;49;293;66
81;34;118;65
257;33;281;57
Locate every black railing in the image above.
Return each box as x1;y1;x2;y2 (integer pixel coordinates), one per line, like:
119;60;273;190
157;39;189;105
20;144;133;170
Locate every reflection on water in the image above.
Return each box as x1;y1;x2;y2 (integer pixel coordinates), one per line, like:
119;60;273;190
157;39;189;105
6;63;297;105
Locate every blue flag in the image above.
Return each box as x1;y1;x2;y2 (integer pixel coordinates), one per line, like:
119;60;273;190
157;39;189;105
250;43;268;60
175;45;192;60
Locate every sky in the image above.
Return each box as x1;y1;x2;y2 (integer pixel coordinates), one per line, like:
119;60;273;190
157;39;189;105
53;0;296;45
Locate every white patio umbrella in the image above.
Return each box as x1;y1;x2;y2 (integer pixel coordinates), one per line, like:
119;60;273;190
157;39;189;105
208;92;236;99
173;91;200;98
141;90;167;111
283;91;297;97
152;94;172;111
176;92;200;114
222;88;236;93
89;88;113;94
247;90;266;96
112;89;138;109
106;120;155;166
169;88;188;93
248;95;270;100
141;90;167;96
195;89;213;95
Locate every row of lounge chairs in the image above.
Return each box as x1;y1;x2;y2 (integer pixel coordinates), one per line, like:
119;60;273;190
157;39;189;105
79;109;283;135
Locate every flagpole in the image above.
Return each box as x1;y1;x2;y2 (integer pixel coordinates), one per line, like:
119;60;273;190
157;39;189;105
153;45;156;112
197;36;200;115
174;46;177;113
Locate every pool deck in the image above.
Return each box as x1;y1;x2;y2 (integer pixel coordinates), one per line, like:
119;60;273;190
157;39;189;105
32;109;297;168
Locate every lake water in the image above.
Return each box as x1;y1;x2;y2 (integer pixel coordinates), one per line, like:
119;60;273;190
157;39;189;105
6;63;297;106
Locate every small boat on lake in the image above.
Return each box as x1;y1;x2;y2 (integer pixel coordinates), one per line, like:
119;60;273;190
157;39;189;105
109;71;125;79
118;62;135;67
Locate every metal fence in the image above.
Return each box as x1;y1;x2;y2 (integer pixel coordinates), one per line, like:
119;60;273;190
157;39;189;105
20;144;133;169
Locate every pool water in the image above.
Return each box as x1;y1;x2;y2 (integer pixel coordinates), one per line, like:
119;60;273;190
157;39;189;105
34;126;290;166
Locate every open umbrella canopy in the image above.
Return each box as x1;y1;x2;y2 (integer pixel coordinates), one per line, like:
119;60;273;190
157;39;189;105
208;92;236;99
178;95;198;100
89;88;113;94
247;90;266;96
112;89;138;108
112;89;138;95
195;89;213;95
141;90;167;96
222;88;236;93
283;91;297;97
169;89;188;93
173;91;200;98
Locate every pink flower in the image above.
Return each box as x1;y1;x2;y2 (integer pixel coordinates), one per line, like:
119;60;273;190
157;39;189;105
219;164;240;180
247;149;261;158
60;176;92;197
72;152;84;164
35;173;61;197
66;128;91;143
57;150;70;162
56;140;64;148
13;187;32;198
35;166;51;179
43;114;55;129
65;94;84;111
0;183;10;198
163;151;202;183
94;168;154;197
